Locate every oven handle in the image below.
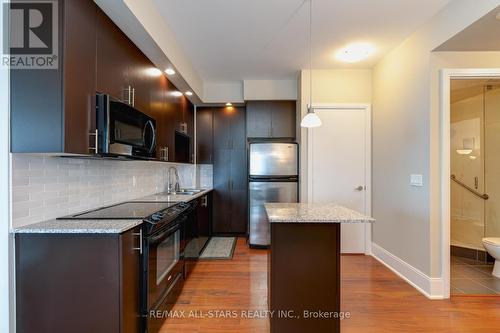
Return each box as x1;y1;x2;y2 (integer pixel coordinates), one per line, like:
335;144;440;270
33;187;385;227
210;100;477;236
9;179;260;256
147;221;182;244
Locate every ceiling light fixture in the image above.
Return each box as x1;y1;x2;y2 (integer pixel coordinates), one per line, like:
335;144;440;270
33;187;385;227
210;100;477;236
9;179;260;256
301;0;321;128
165;68;176;75
171;91;183;97
146;68;162;77
335;42;376;63
226;102;233;107
185;91;193;96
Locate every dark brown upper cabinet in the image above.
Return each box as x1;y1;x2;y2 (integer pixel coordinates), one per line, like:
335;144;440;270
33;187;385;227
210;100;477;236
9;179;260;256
96;8;153;114
10;0;97;154
196;107;214;164
11;3;195;162
246;101;296;139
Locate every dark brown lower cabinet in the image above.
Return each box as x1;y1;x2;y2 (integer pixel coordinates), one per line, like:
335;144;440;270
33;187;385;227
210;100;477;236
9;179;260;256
185;192;213;277
269;223;340;333
15;227;141;333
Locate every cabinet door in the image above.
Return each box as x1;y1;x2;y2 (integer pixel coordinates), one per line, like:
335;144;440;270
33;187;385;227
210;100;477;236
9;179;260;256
198;193;212;238
213;108;231;149
128;49;153;114
120;227;141;333
230;148;248;234
63;0;97;154
230;106;247;149
246;102;272;138
271;101;296;138
160;79;182;162
96;9;130;101
150;75;168;159
212;149;232;233
196;107;213;164
184;100;195;163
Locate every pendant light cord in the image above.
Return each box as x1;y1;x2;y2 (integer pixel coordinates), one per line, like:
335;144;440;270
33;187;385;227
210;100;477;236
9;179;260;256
309;0;313;113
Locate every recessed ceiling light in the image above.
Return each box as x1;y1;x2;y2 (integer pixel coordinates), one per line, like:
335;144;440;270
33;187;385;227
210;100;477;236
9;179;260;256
226;102;232;107
146;68;162;77
165;68;176;75
171;91;183;97
185;91;193;96
335;42;376;63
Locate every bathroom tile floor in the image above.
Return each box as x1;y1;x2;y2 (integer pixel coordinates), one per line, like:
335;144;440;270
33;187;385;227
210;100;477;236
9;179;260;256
451;255;500;295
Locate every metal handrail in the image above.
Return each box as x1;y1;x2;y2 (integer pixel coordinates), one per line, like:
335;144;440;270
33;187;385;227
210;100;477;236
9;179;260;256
450;175;489;200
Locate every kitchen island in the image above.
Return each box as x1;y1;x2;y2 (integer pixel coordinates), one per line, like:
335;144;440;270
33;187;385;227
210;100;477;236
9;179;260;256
265;203;375;333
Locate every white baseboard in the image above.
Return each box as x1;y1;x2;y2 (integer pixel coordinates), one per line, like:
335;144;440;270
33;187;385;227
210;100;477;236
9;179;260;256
371;242;445;299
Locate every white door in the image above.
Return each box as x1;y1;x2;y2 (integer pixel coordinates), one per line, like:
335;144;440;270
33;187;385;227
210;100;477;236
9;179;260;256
310;106;370;254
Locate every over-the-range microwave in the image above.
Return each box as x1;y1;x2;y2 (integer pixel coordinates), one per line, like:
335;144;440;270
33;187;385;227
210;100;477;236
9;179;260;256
96;93;156;159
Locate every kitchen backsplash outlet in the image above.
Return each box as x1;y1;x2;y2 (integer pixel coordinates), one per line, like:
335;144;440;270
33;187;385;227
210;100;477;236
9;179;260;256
11;155;210;228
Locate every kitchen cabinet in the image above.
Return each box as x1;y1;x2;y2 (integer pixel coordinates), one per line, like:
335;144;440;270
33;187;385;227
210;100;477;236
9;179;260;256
246;101;296;139
196;107;214;164
185;192;212;276
212;107;248;234
11;3;195;161
15;227;142;333
10;0;97;154
96;9;131;104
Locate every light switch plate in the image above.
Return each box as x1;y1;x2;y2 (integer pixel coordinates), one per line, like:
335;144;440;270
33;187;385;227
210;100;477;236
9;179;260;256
410;174;423;187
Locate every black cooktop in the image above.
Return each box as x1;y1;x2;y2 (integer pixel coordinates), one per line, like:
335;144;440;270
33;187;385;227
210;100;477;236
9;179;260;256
62;201;178;220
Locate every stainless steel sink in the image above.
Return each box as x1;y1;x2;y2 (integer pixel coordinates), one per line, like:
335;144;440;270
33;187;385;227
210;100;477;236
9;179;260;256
167;189;205;195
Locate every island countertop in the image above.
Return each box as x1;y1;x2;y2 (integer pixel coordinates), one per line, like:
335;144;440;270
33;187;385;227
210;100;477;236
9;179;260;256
265;202;375;223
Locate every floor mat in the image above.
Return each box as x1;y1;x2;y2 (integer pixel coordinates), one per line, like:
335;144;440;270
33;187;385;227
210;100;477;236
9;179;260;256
199;237;237;260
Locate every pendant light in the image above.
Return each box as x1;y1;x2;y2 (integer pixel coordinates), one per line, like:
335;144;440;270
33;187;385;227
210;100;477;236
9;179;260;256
301;0;321;128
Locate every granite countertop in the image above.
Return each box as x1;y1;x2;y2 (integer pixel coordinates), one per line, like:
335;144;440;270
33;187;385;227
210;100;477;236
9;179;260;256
13;219;143;234
12;188;213;234
264;203;375;223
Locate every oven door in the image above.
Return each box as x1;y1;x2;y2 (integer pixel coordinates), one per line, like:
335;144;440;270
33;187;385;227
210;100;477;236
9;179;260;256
145;222;184;312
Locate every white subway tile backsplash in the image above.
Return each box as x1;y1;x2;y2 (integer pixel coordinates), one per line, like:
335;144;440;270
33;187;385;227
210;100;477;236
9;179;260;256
11;155;212;228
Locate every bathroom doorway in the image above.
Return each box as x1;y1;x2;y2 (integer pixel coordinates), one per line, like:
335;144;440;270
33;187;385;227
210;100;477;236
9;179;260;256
449;78;500;295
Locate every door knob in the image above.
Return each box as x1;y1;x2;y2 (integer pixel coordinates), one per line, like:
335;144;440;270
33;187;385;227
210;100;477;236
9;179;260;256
355;186;364;191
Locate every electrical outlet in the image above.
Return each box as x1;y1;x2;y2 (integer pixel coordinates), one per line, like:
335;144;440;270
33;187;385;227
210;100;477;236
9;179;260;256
410;174;423;187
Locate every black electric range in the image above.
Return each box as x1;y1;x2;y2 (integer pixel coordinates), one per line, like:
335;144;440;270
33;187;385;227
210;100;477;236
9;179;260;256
60;201;191;235
60;200;196;333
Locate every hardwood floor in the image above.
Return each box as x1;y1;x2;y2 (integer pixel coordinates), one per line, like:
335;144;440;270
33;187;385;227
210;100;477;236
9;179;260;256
160;238;500;333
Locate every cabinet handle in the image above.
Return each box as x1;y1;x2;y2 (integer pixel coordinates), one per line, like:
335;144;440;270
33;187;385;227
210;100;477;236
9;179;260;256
209;154;212;163
124;85;132;105
132;88;135;107
132;229;143;254
88;129;98;154
201;195;208;207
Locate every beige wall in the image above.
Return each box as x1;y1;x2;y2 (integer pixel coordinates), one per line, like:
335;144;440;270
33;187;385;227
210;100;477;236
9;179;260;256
298;69;372;201
372;0;500;278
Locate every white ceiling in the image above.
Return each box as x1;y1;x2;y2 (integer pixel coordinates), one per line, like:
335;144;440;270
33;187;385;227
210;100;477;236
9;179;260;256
435;5;500;52
153;0;451;81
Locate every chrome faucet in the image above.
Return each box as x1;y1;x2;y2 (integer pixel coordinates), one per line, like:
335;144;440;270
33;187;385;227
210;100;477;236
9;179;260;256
167;166;180;194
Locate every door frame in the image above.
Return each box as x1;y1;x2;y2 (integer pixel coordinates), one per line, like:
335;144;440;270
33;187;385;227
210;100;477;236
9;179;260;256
307;103;372;255
440;68;500;299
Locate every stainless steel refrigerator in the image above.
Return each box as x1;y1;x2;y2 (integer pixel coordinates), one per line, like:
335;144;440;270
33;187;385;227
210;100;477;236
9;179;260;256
249;142;298;247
